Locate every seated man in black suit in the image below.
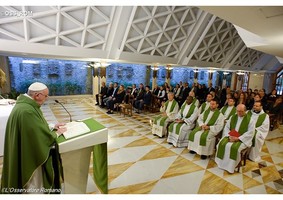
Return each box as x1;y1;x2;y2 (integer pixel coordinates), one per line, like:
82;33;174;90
134;85;152;113
95;81;108;106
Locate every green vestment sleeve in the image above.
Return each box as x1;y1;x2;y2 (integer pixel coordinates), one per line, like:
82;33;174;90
1;95;60;193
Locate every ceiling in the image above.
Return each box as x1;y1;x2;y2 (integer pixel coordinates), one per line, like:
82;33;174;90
199;6;283;59
0;6;282;73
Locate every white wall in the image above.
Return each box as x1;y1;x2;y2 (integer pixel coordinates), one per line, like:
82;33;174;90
248;73;264;90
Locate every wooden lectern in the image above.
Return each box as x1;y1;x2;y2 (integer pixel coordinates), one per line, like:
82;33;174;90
56;118;108;194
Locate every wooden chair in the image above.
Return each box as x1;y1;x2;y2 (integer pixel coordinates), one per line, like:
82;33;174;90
119;103;133;116
235;147;251;172
119;98;133;116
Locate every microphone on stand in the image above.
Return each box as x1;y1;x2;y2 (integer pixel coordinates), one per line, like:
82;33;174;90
55;100;72;122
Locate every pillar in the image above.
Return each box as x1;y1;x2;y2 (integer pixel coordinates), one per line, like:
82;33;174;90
231;72;237;91
222;73;227;89
208;71;213;86
92;67;99;98
165;65;172;86
100;67;107;88
145;65;151;87
193;69;198;83
152;65;158;90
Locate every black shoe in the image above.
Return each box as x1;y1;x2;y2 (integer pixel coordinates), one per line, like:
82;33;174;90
200;155;207;160
189;150;196;154
106;111;111;114
136;111;140;114
109;111;114;114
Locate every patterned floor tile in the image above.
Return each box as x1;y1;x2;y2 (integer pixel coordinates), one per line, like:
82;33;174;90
2;96;282;194
198;170;242;194
139;145;178;160
161;156;204;179
260;166;282;183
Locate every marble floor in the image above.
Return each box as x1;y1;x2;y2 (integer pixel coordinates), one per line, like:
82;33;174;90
1;95;283;194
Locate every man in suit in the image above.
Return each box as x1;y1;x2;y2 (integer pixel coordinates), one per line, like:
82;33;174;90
95;82;108;106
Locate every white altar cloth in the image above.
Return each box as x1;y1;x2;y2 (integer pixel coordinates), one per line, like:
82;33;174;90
0;105;14;156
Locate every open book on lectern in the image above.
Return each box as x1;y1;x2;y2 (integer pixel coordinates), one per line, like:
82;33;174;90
61;121;90;139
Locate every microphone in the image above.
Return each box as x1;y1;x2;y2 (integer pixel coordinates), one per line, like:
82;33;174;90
55;100;72;122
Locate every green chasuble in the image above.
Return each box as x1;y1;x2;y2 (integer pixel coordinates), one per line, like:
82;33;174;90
188;109;220;146
168;104;196;135
1;94;61;194
200;102;207;114
247;111;267;147
153;99;178;126
216;113;251;160
221;106;236;120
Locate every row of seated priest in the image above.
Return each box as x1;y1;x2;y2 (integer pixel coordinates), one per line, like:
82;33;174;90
151;92;270;174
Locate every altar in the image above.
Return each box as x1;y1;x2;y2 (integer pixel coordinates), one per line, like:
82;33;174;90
0;103;14;156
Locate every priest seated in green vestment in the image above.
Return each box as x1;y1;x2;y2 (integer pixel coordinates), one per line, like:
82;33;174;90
167;96;198;147
198;93;213;116
188;91;200;107
247;101;270;162
215;104;256;173
188;98;225;159
1;82;67;194
152;92;179;138
220;97;236;122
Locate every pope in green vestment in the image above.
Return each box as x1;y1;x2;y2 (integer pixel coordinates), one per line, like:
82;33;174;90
1;82;66;194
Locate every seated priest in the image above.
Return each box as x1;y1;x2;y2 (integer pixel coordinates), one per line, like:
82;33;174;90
247;101;270;162
188;98;225;159
188;91;200;107
198;93;213;116
220;97;237;121
152;92;179;137
167;96;198;147
215;104;255;173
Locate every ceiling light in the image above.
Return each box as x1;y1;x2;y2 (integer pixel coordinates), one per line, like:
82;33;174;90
100;62;111;67
223;72;230;75
151;66;159;71
236;71;245;75
22;60;40;64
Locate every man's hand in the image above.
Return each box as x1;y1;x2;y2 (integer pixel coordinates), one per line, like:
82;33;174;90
175;119;184;123
201;124;210;130
229;136;239;142
54;122;66;130
56;127;67;135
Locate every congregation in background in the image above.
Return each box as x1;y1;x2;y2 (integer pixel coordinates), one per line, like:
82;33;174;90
95;80;282;174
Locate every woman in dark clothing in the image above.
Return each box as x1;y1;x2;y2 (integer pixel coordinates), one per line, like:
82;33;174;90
267;96;283;130
134;85;152;113
106;85;125;114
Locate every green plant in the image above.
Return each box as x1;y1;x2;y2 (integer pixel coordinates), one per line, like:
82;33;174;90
8;88;20;100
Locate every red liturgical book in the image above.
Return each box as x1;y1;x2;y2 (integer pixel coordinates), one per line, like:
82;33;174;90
229;129;240;137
